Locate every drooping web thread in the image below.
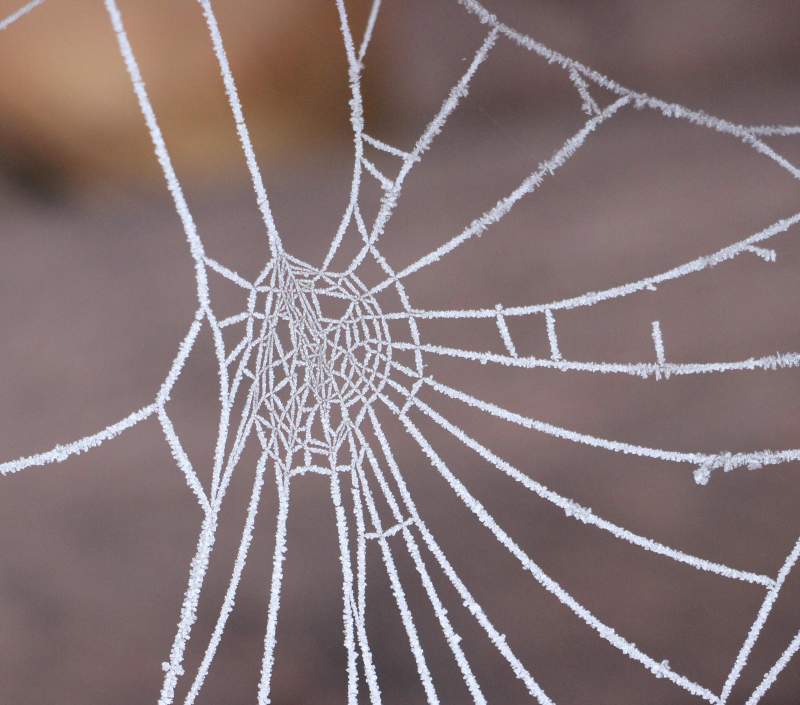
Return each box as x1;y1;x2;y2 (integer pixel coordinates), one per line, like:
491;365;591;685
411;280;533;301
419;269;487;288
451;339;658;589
2;1;800;703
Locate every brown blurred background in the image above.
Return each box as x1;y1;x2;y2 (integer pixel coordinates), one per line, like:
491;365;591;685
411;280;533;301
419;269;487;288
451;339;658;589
0;1;799;703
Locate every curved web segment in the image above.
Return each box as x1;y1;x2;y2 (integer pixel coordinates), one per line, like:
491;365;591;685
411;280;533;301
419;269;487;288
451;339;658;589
1;0;799;703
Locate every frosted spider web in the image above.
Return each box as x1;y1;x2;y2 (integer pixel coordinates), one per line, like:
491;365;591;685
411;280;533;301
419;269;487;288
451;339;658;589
2;1;800;703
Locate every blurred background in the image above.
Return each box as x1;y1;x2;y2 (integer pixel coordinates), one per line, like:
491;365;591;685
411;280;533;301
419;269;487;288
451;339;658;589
0;1;799;703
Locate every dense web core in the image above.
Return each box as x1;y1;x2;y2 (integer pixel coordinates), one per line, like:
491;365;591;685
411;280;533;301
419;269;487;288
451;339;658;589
2;1;800;704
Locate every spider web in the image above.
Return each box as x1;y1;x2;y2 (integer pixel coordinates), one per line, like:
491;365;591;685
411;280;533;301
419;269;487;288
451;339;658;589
2;1;800;703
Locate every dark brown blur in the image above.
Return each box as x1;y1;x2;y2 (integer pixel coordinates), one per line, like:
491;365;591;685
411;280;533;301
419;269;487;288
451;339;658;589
1;1;799;704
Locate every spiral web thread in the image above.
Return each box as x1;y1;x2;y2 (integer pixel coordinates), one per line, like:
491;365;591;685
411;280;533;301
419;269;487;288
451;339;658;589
2;1;800;703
